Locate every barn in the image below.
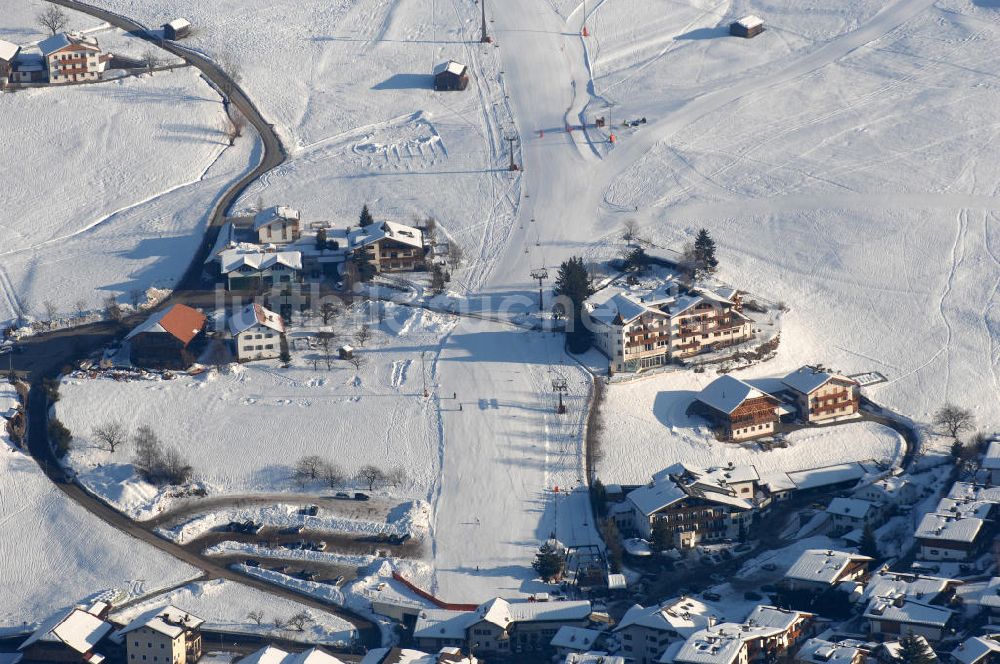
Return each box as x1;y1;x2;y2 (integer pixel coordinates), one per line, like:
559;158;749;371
125;303;207;370
433;60;469;91
0;40;20;88
162;18;192;41
730;15;764;38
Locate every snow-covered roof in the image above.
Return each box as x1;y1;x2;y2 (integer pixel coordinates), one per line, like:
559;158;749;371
951;636;1000;664
863;570;958;604
864;597;953;627
433;60;467;76
979;578;1000;608
586;288;654;326
691;463;759;488
165;18;191;31
627;476;687;516
349;221;424;250
20;608;112;655
784;549;873;585
695;375;776;415
505;599;591;624
413;609;476;640
415;598;590;638
759;472;796;493
238;646;347;664
854;476;912;501
0;383;20;419
915;512;983;543
550;626;601;650
253;205;300;231
124;303;206;345
0;40;19;62
734;15;764;29
229;303;285;336
615;597;718;637
607;573;627;590
786;463;865;491
796;639;862;664
744;606;810;631
781;367;856;395
983;441;1000;470
672;618;793;664
220;249;303;273
38;33;100;57
566;654;625;664
826;497;875;520
116;606;204;640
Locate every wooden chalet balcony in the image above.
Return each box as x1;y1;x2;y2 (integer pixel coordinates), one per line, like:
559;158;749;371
679;315;732;335
731;412;775;427
674;340;701;351
811;399;859;416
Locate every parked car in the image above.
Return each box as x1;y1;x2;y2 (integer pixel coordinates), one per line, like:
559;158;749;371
334;492;351;499
332;575;345;587
703;592;721;601
388;533;410;545
271;565;289;574
354;492;370;501
299;505;319;516
244;559;260;567
312;541;327;552
298;570;316;581
280;525;304;535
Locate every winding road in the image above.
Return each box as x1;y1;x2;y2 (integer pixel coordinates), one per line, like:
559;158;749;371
11;0;380;650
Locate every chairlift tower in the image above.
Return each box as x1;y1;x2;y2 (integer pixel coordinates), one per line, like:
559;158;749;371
552;375;568;414
480;0;492;43
505;135;519;171
530;267;548;312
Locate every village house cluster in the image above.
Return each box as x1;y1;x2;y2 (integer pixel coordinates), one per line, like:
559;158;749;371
0;32;111;87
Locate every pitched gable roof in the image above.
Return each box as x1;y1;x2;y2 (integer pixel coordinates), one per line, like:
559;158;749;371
229;304;285;336
253;205;300;231
38;33;100;57
0;40;19;62
20;608;112;655
695;375;777;415
433;60;467;76
125;304;206;346
781;366;856;395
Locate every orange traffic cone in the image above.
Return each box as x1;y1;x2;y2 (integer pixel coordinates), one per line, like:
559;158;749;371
582;25;589;37
609;133;617;144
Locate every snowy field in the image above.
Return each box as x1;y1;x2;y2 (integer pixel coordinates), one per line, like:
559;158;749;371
0;441;197;629
597;367;905;485
110;579;357;645
56;303;452;519
0;0;257;327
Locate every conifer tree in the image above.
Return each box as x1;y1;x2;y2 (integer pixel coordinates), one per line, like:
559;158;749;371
859;523;879;559
693;228;719;274
532;541;565;581
898;632;935;664
359;204;374;227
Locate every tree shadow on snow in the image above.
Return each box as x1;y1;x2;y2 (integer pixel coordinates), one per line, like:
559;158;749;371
652;389;701;429
675;26;729;40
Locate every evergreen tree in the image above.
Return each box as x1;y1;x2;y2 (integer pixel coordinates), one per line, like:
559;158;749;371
693;228;719;274
950;439;963;462
430;264;446;294
859;523;879;559
315;227;327;251
898;632;935;664
554;257;595;354
590;478;608;517
359;204;374;227
531;541;565;582
650;518;672;552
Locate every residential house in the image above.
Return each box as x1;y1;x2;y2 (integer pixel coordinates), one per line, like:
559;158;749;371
864;596;956;643
125;303;206;370
254;206;301;245
877;637;938;664
730;16;764;38
984;441;1000;485
781;367;860;423
0;40;20;87
825;497;884;535
978;577;1000;617
915;487;999;561
950;636;1000;664
365;647;478;663
116;606;204;664
229;303;285;362
663;606;812;664
433;60;469;91
784;463;866;495
550;627;603;660
625;464;758;548
220;249;303;291
795;638;867;664
692;375;781;442
614;596;720;664
237;646;348;664
19;604;115;664
781;549;873;592
585;285;754;374
853;476;918;507
38;33;107;84
349;221;426;274
10;51;46;83
862;569;961;607
413;597;592;656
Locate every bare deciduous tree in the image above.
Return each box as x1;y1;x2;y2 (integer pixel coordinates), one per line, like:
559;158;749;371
142;47;161;74
286;611;313;632
104;295;122;322
315;331;336;370
92;421;127;454
387;465;407;487
37;6;68;35
446;243;464;270
934;404;975;441
129;288;143;310
318;301;339;325
294;455;325;484
43;300;57;328
246;610;264;626
74;299;87;320
622;218;638;244
356;465;385;491
348;354;366;372
321;461;345;488
354;324;371;347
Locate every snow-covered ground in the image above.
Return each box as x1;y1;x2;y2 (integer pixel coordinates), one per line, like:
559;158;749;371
109;579;357;645
0;441;198;629
0;0;256;327
597;367;904;485
56;303;452;519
